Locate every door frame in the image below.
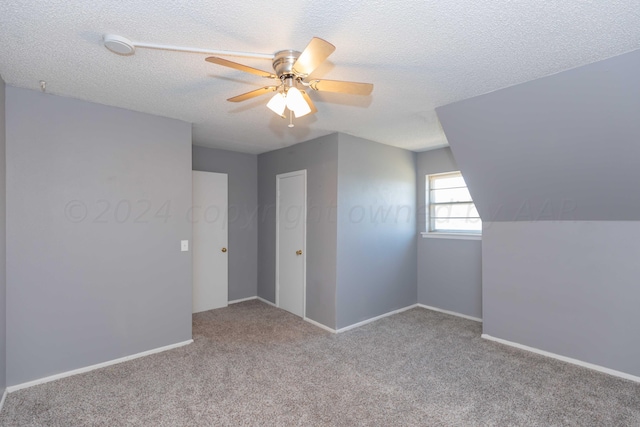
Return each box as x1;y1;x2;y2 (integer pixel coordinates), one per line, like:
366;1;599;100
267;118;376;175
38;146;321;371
275;169;307;318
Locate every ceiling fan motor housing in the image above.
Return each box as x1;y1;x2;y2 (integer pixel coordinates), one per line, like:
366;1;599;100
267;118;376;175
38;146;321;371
273;50;302;79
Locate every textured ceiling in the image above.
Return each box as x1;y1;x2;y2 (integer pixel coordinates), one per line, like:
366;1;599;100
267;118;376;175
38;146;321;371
1;1;639;154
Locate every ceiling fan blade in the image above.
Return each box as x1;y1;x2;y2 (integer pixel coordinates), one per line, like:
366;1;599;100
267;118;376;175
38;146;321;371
227;86;278;102
206;57;276;79
308;79;373;95
300;90;318;115
292;37;336;77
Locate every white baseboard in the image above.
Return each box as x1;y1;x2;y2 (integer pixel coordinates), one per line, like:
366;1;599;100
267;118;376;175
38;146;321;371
304;305;418;334
259;298;417;334
6;339;194;393
336;304;418;333
0;388;7;413
257;296;277;307
228;296;257;304
417;304;482;323
256;296;337;332
304;317;337;333
482;334;640;383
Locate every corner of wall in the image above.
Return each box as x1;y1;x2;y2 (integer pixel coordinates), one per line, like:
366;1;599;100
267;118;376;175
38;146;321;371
257;134;340;330
0;74;7;395
335;134;417;329
416;147;482;320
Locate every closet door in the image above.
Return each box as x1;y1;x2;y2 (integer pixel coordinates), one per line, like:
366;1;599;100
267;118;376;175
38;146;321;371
276;170;306;318
192;171;228;313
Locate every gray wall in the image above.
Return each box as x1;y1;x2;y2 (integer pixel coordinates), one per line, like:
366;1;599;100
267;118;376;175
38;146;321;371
335;134;416;329
192;146;258;301
436;49;640;376
483;221;640;376
5;87;193;386
417;148;482;319
0;75;6;393
257;134;339;329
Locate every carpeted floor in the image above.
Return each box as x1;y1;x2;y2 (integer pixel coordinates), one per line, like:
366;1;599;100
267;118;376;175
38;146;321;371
1;300;639;426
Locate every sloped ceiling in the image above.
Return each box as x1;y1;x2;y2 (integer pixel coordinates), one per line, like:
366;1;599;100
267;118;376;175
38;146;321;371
437;49;640;221
0;0;639;154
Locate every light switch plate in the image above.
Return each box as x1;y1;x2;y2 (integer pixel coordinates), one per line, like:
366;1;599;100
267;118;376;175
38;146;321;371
181;240;189;252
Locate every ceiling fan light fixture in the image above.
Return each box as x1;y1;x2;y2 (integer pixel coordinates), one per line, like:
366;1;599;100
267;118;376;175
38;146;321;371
286;87;311;118
266;92;287;116
293;104;312;118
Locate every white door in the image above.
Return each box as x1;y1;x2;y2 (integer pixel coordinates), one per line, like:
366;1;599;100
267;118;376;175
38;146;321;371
192;171;228;313
276;170;307;318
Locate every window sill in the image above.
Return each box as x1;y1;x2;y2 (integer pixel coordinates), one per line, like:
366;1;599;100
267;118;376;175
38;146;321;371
420;232;482;241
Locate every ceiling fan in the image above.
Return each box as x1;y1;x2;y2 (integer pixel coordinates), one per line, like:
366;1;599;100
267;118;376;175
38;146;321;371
205;37;373;126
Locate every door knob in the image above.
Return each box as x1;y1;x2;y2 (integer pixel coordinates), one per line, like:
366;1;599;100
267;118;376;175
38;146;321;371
296;250;302;256
221;248;227;253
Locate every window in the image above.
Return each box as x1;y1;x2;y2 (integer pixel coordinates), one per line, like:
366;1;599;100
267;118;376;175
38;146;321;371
426;171;481;234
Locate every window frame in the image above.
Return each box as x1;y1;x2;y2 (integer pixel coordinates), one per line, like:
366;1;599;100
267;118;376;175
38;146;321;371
423;171;482;240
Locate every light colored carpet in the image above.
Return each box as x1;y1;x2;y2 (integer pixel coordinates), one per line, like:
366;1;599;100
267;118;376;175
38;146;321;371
1;300;639;426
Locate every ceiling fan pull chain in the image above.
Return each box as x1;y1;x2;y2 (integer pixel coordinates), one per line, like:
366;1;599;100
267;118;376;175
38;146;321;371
288;111;295;128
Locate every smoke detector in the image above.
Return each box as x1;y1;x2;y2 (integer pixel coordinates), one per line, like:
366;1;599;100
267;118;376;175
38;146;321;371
103;34;135;56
